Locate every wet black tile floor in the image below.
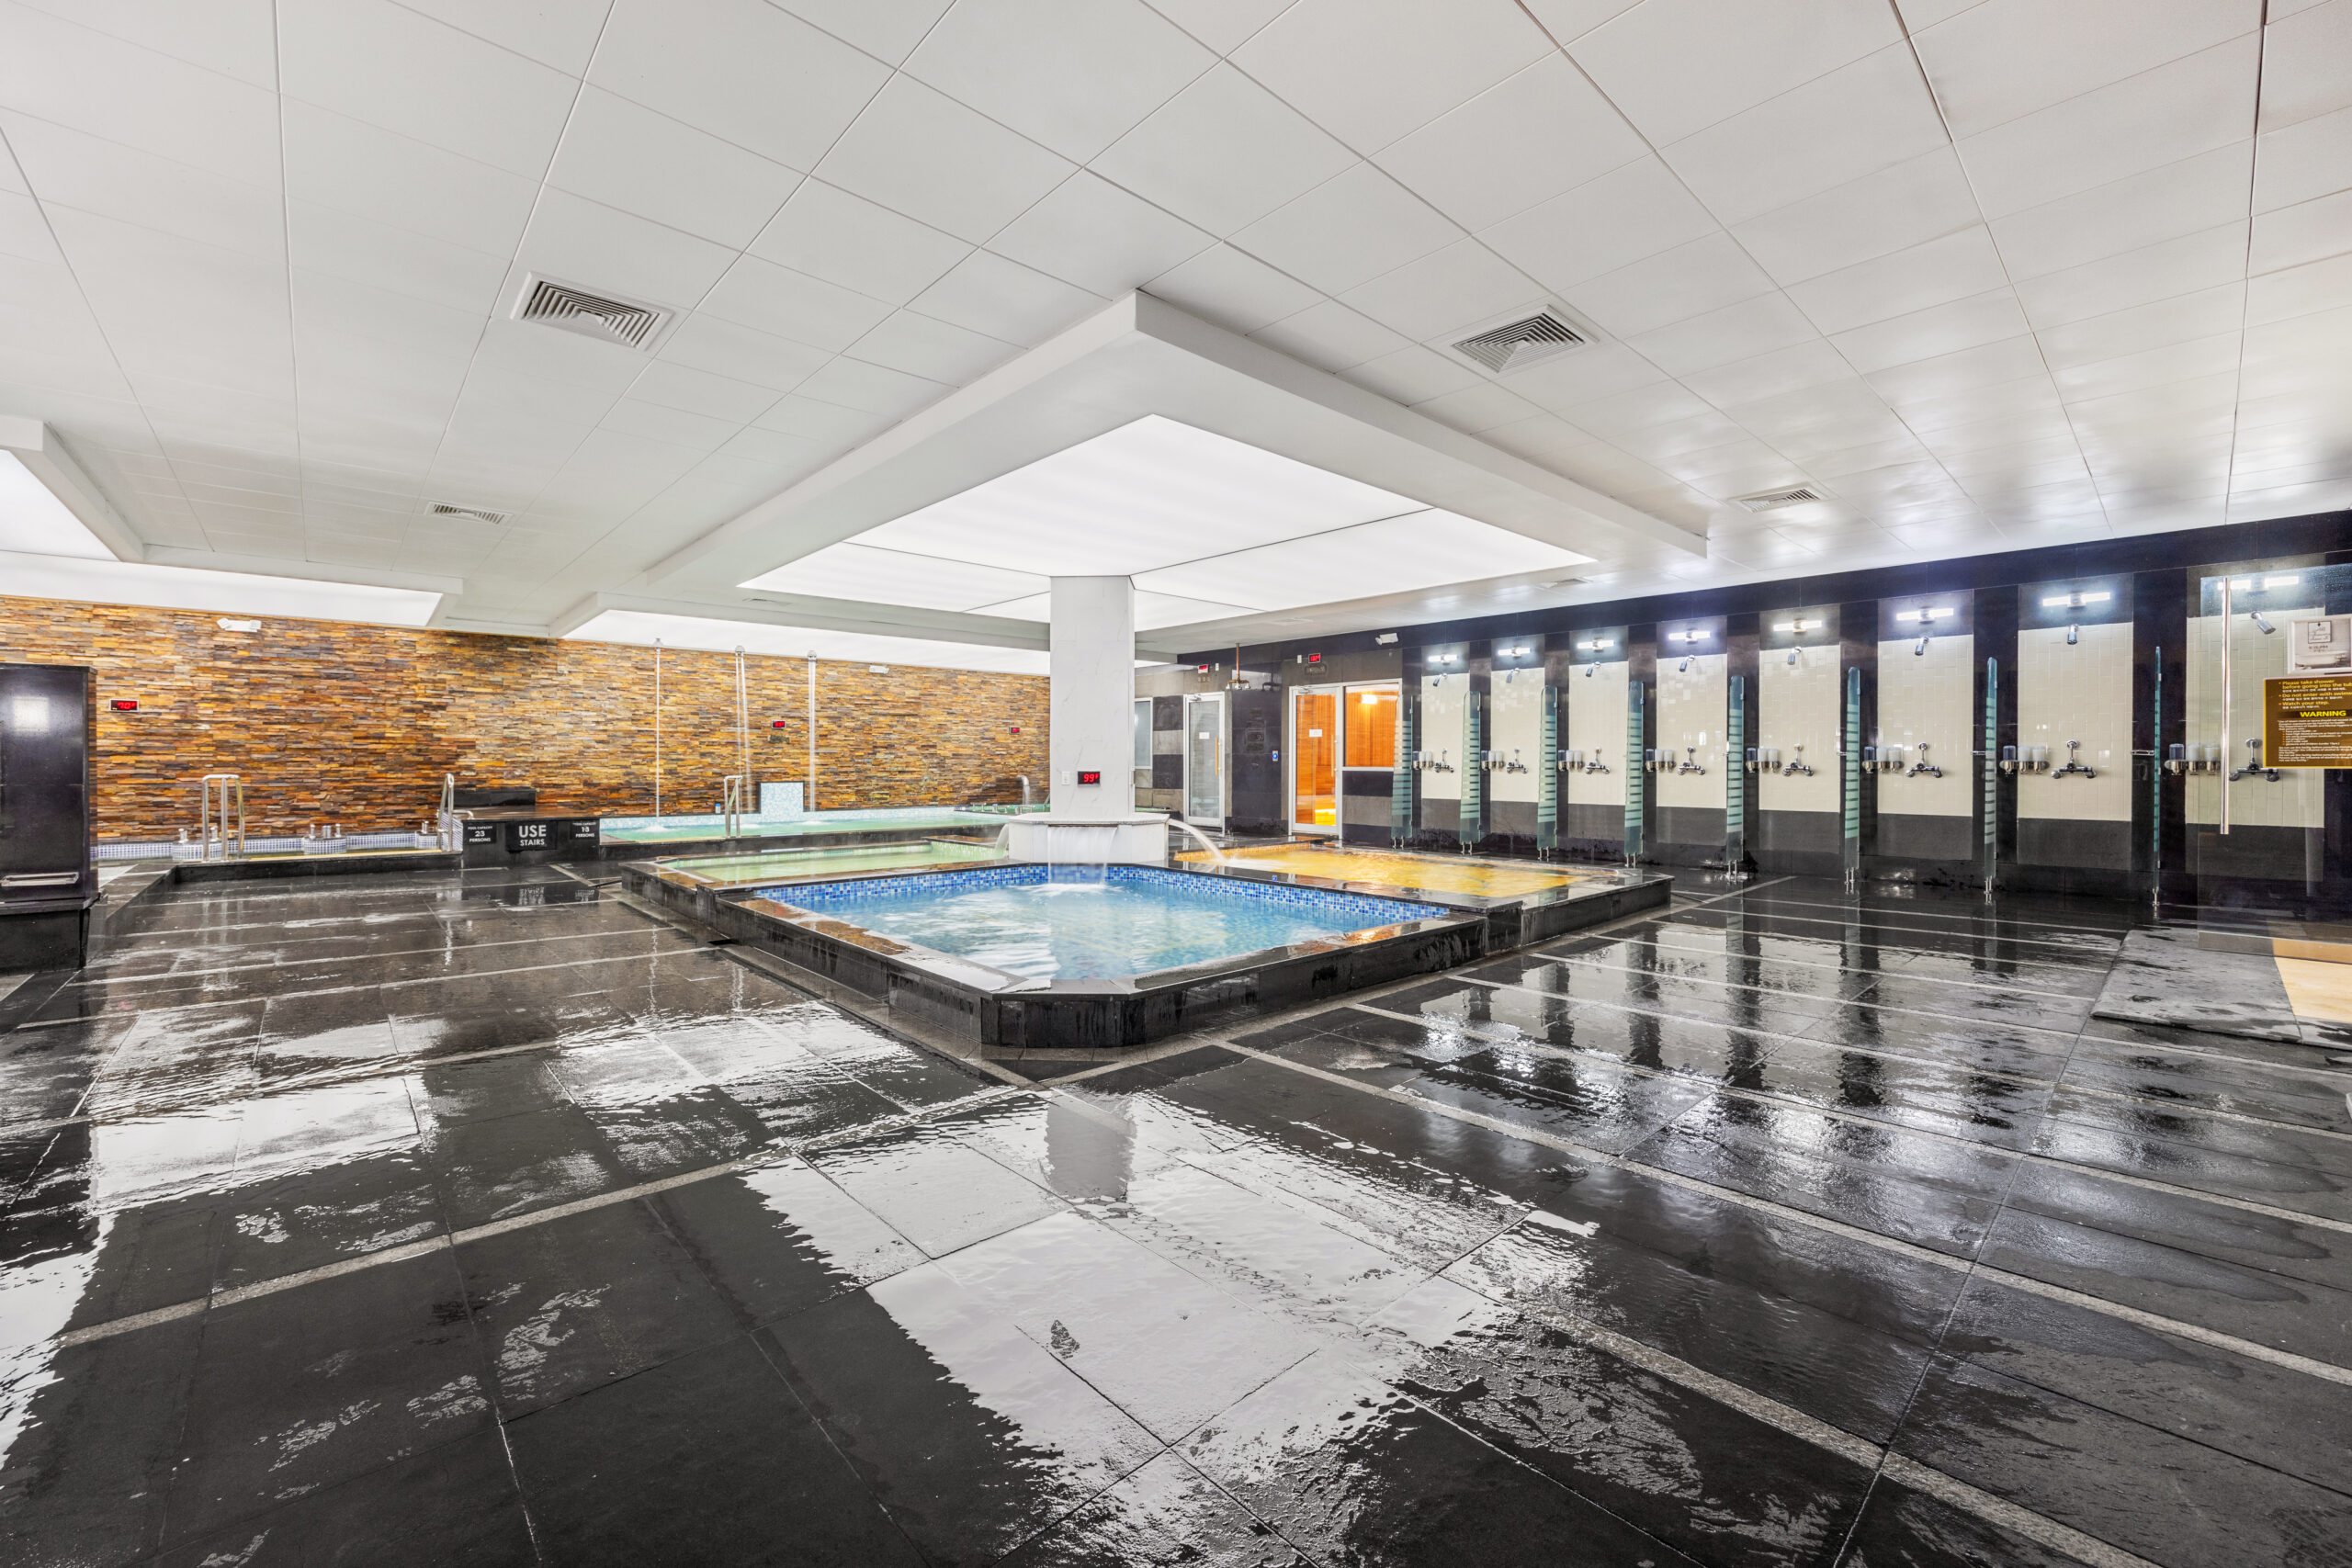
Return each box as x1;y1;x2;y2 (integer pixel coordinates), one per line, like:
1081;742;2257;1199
0;864;2346;1566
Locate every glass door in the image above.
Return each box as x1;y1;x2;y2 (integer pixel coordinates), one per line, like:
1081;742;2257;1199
1183;694;1224;825
1341;683;1399;844
1291;686;1340;833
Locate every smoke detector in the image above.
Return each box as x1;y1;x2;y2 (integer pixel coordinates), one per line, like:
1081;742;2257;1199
430;503;509;525
1733;488;1823;513
1447;306;1592;376
511;273;673;350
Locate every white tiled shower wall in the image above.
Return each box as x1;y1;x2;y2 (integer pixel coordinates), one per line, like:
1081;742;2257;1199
1758;644;1839;814
1563;661;1628;808
1657;652;1727;811
1419;671;1464;804
1874;634;1973;818
2185;613;2324;829
2017;623;2132;823
1488;671;1543;806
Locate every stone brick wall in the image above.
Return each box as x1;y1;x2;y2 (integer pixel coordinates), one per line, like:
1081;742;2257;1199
0;595;1048;840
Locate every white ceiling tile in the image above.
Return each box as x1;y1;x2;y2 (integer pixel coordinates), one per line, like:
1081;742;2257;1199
279;0;579;178
281;102;537;258
1232;0;1551;153
1141;0;1291;53
1661;44;1949;228
392;0;614;75
2038;283;2246;370
1570;0;1901;145
908;250;1105;344
1734;148;1983;285
1957;36;2256;220
1565;232;1773;338
903;0;1213;163
770;0;954;64
547;88;803;249
1880;370;2065;434
1248;299;1409;371
1719;376;1904;447
515;189;740;313
1339;344;1485;405
845;310;1018;383
987;172;1212;297
1479;157;1719;294
1679;340;1855;407
1784;225;2008;335
747;179;971;306
1141;243;1321;333
656;314;832;392
1232;163;1459;296
1557;378;1716;438
0;4;280;185
0;188;56;268
1626;291;1819;378
2245;250;2352;324
1831;289;2030;375
1917;407;2078;457
47;208;293;397
1991;143;2253;279
2052;332;2243;402
752;393;892;446
695;254;896;352
1373;56;1645;233
4;116;288;272
592;0;889;169
1912;0;2259;139
2257;0;2352;131
717;423;827;470
291;271;486;367
1091;63;1357;236
1411;380;1539;434
2011;221;2249;327
1338;240;1544;344
13;0;278;87
2251;187;2352;276
1485;341;1666;414
599;396;740;452
792;355;951;419
288;202;508;317
2256;105;2352;213
1480;412;1607;468
626;359;784;423
1868;333;2050;403
812;75;1074;243
1519;0;1642;44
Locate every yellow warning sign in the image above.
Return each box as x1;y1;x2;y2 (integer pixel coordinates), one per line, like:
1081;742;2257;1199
2264;675;2352;768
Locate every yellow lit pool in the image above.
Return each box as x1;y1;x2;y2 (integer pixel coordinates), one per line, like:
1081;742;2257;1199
1176;842;1601;900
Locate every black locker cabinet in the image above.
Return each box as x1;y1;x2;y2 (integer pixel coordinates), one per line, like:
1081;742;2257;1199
0;663;96;970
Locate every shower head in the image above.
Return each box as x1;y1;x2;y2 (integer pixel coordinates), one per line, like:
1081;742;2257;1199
2251;611;2276;634
1786;647;1799;666
1914;635;1928;657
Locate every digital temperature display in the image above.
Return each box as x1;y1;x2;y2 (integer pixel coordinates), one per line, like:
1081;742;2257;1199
1077;770;1101;785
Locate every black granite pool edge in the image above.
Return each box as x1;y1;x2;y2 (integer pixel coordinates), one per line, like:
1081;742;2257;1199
624;861;1490;1050
1182;860;1674;950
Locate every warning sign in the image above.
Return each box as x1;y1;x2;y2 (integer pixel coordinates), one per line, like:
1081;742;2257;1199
2263;675;2352;768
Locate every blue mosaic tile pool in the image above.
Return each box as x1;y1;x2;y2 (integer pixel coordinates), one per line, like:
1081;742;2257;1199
760;863;1445;982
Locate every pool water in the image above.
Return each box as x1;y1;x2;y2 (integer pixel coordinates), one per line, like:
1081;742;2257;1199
1177;843;1600;899
661;839;1003;886
763;864;1443;981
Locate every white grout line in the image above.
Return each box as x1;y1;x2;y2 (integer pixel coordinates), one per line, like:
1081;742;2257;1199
1213;1040;2352;1386
1875;1453;2165;1568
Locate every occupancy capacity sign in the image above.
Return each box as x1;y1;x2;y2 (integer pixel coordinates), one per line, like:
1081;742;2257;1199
2263;674;2352;768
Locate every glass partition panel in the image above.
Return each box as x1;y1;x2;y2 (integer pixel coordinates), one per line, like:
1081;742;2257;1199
1293;689;1339;829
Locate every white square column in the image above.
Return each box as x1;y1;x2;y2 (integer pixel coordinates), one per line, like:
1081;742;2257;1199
1048;574;1137;820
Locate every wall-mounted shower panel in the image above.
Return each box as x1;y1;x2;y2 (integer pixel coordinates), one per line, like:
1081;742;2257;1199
1873;632;1975;860
1562;658;1628;845
1757;609;1839;871
2185;570;2326;883
1486;664;1544;839
1417;668;1465;839
1655;616;1728;852
2017;618;2132;871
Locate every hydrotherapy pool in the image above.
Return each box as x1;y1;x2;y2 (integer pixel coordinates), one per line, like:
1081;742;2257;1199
763;864;1445;982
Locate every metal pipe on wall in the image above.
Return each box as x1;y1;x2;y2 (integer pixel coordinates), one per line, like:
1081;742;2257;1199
2219;575;2232;836
652;638;663;823
733;647;750;811
806;653;818;811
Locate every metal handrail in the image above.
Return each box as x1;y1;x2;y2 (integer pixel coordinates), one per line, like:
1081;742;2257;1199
721;774;745;840
199;773;244;860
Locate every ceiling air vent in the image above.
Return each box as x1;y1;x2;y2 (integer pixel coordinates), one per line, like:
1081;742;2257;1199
1732;488;1823;513
1450;309;1588;375
512;274;670;349
431;503;509;525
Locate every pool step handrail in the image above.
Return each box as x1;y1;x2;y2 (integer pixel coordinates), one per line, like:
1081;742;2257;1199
199;773;245;861
721;774;745;840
